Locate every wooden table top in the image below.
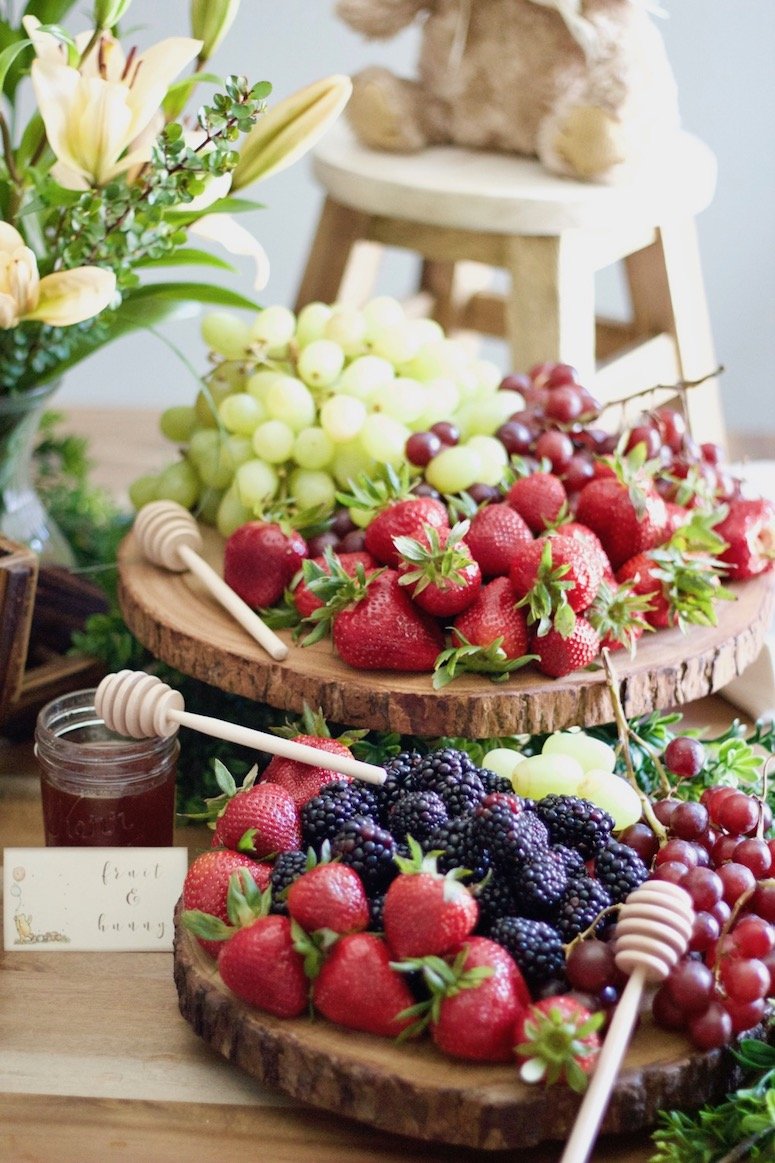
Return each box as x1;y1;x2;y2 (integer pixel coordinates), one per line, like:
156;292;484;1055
1;407;767;1163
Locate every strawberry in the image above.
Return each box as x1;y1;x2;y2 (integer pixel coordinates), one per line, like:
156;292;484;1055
586;578;653;655
452;576;529;658
547;521;612;579
212;781;302;857
224;519;308;608
395;520;482;617
512;534;601;617
218;915;309;1017
575;472;669;572
182;850;271;959
531;616;601;678
514;995;604;1092
263;734;355;809
382;839;478;959
312;932;416;1037
337;464;450;568
506;471;567;533
287;862;369;935
715;498;775;579
465;502;533;577
301;553;444;672
616;545;732;631
292;550;377;619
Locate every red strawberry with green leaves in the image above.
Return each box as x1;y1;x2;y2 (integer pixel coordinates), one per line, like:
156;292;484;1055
586;578;653;655
312;932;417;1037
263;734;355;810
395;938;530;1062
224;519;308;609
452;576;529;658
395;519;482;617
510;535;600;643
514;995;604;1092
182;851;271;959
292;550;378;619
465;502;533;577
547;521;612;581
218;914;310;1017
506;471;567;533
715;498;775;579
301;551;444;672
531;616;601;678
337;465;449;568
212;779;301;857
382;838;478;959
575;448;669;571
287;861;369;935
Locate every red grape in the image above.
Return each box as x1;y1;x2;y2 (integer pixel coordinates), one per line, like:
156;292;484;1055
499;373;532;395
663;736;705;778
731;915;775;960
688;1001;732;1050
717;862;757;908
652;861;690;885
670;801;710;842
665;958;714;1014
625;425;662;459
724;995;767;1034
652;799;679;828
715;792;760;837
752;880;775;923
651;984;686;1030
544;386;583;423
655;839;700;869
618;823;660;865
405;430;442;467
681;866;723;912
689;911;720;954
534;430;574;472
733;837;772;878
544;363;580;389
496;420;533;456
565;940;616;993
719;956;770;1003
430;421;459;447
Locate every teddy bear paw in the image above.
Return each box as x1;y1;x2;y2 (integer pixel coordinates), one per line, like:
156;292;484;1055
347;67;429;153
542;105;629;183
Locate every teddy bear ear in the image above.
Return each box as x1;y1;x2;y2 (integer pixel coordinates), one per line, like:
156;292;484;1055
335;0;427;39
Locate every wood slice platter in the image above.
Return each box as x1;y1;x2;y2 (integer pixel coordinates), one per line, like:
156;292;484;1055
174;916;746;1152
118;526;775;738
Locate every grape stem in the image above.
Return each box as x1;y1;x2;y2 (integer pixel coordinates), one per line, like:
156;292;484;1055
598;366;724;417
710;884;756;989
600;649;668;842
756;756;774;840
625;724;673;799
562;903;621;953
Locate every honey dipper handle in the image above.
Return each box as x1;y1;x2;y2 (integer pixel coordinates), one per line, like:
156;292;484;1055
168;705;386;786
177;543;289;662
559;965;646;1163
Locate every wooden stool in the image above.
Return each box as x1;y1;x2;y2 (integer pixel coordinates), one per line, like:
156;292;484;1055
296;124;725;445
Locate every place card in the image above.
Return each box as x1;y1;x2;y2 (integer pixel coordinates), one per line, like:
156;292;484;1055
3;847;188;952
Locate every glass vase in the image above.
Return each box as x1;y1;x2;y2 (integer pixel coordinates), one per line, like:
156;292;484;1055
0;381;75;566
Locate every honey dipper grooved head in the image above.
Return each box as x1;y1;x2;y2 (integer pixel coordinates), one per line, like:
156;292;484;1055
613;880;694;983
95;670;184;739
133;500;203;571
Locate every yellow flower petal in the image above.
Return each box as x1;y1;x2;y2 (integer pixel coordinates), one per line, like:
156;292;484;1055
24;267;116;326
0;222;26;254
123;37;201;141
0;293;19;329
190;214;270;290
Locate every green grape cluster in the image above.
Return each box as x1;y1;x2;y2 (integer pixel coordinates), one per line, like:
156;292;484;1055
130;297;519;536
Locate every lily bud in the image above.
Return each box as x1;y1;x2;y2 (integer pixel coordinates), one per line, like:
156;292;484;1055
94;0;132;29
191;0;240;62
231;74;352;191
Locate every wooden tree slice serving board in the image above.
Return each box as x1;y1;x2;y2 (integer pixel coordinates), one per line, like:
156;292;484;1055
118;526;775;737
174;917;747;1152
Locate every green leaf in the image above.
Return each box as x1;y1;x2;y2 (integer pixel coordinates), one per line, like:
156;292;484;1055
124;281;260;312
137;248;236;272
24;0;80;22
0;36;31;93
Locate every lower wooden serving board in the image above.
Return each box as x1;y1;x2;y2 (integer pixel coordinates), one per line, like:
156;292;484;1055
174;919;744;1152
118;526;775;737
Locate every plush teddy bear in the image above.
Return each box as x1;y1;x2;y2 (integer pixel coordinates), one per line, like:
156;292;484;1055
335;0;682;183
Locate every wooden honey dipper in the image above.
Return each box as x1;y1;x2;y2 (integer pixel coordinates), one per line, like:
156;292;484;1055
95;670;386;785
559;879;695;1163
132;500;289;662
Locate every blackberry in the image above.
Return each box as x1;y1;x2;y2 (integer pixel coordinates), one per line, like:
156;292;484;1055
511;848;568;917
410;747;478;793
555;875;613;942
425;815;490;882
374;750;424;821
269;850;308;914
368;892;386;932
419;766;486;817
489;916;566;989
595;840;649;904
474;874;519;934
301;780;380;851
553;844;588;880
389;790;448;844
534;794;614;859
329;816;398;893
474;794;548;871
477;767;515;796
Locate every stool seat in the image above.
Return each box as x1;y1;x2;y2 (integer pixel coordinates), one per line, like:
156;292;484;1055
313;124;717;237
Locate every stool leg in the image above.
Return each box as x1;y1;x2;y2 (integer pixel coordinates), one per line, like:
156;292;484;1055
502;234;596;381
294;197;381;311
625;219;726;447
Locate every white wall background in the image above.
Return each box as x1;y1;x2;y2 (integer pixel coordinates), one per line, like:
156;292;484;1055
57;1;775;439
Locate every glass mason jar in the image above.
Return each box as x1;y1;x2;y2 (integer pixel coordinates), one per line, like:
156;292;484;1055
35;689;179;847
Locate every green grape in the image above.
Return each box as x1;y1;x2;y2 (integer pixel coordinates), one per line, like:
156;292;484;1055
196;486;224;526
293;426;335;470
235;458;280;512
401;337;466;382
159;405;197;444
405;317;445;346
218;392;265;436
156;458;200;510
367;322;422;366
224;434;254;471
577;770;642;829
337;354;394;401
216;483;253;538
542;731;617;775
511;754;585;799
465;435;508;486
194;379;236;429
481;747;526;781
288;467;337;512
189;429;235;489
265;376;316;431
209;360;248;392
297;338;345;388
201;311;251;359
359;413;411;465
323;307;367;357
424;444;482;494
320;394;367;442
414;377;461;428
470;357;503;396
249;304;296;354
246;368;284;403
455;393;520;438
295;301;333;347
128;473;160;510
362;295;405;333
331;438;377;488
370;377;427;424
346;504;372;529
252;419;295;464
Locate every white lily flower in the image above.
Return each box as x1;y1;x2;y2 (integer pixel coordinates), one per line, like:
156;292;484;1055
189;214;270;290
30;32;201;188
0;223;116;329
